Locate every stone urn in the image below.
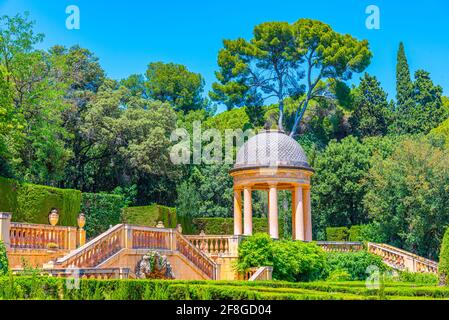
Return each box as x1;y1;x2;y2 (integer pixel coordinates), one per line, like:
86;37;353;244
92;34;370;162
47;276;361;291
48;209;59;226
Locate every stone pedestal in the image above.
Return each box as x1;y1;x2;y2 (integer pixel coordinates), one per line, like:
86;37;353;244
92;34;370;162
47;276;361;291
0;212;12;249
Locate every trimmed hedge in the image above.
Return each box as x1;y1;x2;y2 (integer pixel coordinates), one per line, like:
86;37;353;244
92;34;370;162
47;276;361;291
326;225;368;242
122;204;177;229
1;277;448;300
348;225;364;242
439;228;449;285
0;176;81;226
81;193;126;238
191;218;284;236
326;227;349;241
0;241;8;276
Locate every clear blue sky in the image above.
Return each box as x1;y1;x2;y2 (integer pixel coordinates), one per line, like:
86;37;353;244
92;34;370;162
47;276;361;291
1;0;448;113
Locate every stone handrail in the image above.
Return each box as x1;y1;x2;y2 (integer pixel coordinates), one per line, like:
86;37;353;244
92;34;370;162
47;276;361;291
9;222;77;250
175;232;218;279
248;266;273;281
184;235;240;256
53;224;218;279
55;224;124;268
367;242;438;274
316;241;364;252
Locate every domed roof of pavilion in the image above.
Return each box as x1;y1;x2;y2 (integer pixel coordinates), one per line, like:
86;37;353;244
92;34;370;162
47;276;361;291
233;129;312;171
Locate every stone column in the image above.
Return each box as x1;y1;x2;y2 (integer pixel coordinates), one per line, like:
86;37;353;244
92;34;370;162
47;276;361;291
243;187;252;236
291;189;296;240
303;188;312;241
294;186;305;241
268;185;278;239
0;212;12;249
233;189;243;235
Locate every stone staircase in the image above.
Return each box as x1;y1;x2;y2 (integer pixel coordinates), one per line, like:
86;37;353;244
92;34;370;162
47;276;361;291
49;224;219;280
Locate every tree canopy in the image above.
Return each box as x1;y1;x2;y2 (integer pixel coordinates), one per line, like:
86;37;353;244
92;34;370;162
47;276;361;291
210;18;371;135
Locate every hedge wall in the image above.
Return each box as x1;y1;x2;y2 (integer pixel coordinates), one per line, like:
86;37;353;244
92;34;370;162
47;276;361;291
439;228;449;285
121;204;177;229
325;227;349;241
326;226;366;242
81;193;126;238
0;176;81;226
191;218;285;236
348;225;364;242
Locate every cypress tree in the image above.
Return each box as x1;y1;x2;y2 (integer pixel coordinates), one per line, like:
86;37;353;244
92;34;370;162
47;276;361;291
396;42;414;109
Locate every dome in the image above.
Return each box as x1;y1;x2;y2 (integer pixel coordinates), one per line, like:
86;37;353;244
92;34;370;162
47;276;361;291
233;130;312;171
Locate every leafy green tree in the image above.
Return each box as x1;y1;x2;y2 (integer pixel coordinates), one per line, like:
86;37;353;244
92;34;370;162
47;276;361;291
364;138;449;259
312;135;399;239
349;73;391;137
428;117;449;148
175;164;234;218
145;62;207;113
0;13;71;185
312;136;372;238
210;19;371;135
412;70;447;133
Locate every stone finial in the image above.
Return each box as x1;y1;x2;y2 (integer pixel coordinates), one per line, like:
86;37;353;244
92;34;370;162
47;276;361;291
176;224;182;233
199;230;206;236
156;221;165;228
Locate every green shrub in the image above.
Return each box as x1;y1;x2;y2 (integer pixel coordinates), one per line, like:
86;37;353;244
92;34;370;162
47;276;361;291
237;234;327;282
236;233;273;274
0;176;81;226
326;227;349;241
122;204;177;228
81;193;126;238
0;241;8;276
326;251;387;280
272;240;327;282
397;271;438;285
439;228;449;285
192;218;284;236
326;269;352;282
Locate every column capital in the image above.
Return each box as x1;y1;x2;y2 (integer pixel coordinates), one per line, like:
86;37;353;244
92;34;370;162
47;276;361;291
0;212;12;219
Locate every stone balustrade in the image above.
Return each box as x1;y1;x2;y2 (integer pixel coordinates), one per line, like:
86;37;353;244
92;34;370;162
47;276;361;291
131;226;172;250
184;235;240;256
367;242;438;274
316;241;364;252
9;222;78;250
248;266;273;281
55;224;124;268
